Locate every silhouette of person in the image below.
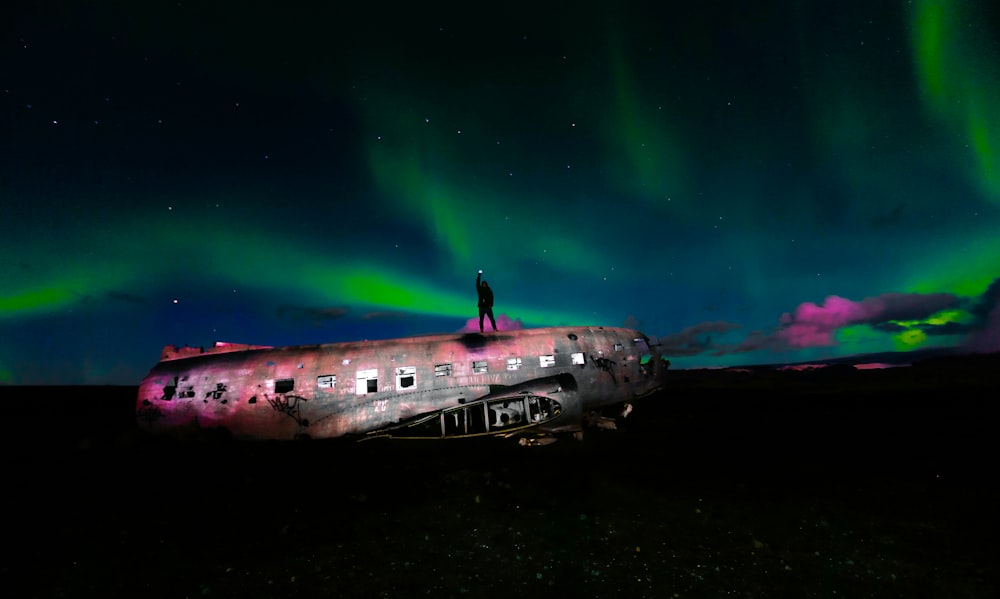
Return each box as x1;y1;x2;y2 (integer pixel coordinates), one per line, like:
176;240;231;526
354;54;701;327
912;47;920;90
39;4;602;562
476;270;497;333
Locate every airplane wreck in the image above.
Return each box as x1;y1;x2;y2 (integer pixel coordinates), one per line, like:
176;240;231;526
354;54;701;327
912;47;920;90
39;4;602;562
136;326;669;444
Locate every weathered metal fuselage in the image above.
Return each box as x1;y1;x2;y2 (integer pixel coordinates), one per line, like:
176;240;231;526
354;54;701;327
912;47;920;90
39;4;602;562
136;326;668;441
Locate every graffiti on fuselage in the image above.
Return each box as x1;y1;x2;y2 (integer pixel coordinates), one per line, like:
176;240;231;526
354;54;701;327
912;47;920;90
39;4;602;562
265;393;309;427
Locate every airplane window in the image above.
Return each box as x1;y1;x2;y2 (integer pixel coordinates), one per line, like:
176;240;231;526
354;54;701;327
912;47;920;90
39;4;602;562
356;369;378;395
488;398;527;428
396;366;416;389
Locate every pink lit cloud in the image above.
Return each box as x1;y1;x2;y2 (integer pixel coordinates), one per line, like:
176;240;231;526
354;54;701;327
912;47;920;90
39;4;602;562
774;292;958;349
458;313;525;333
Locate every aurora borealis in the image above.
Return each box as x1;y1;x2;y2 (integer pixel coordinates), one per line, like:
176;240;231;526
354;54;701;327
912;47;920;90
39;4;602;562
3;1;999;384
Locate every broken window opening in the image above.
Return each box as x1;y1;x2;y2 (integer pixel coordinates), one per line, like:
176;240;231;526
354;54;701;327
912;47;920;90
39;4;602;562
488;397;526;429
275;379;294;394
396;366;416;389
356;369;378;395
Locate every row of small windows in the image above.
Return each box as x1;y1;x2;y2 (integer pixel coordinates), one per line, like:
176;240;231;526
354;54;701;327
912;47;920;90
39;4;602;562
304;352;587;396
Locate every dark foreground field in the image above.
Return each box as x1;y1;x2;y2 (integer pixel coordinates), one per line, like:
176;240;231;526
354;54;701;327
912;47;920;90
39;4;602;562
3;355;997;598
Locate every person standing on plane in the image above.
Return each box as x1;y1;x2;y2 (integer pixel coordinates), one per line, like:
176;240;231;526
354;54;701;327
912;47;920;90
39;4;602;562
476;270;497;333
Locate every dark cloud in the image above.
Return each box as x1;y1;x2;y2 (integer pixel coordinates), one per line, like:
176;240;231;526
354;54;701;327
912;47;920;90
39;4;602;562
965;304;1000;353
276;305;349;326
870;293;959;322
968;277;1000;321
722;329;786;355
927;321;973;336
870;321;907;334
872;320;970;336
360;310;414;320
656;321;742;356
964;277;1000;353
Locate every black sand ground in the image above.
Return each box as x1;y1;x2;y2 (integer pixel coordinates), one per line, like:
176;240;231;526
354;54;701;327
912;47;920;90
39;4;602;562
3;355;997;598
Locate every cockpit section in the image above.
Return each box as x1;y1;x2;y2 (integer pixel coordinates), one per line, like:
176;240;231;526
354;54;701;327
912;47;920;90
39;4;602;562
364;393;563;440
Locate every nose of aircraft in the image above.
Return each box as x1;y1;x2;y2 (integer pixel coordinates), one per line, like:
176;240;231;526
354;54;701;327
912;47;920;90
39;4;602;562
642;333;671;388
636;351;670;398
653;352;671;384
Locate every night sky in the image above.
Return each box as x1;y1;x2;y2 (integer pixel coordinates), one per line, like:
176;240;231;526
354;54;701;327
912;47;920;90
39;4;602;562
3;1;1000;384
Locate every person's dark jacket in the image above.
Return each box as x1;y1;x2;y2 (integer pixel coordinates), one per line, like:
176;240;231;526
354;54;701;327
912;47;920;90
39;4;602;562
476;273;494;308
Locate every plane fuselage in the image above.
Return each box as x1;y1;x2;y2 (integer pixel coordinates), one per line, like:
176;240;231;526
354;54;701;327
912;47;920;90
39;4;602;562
136;326;668;441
